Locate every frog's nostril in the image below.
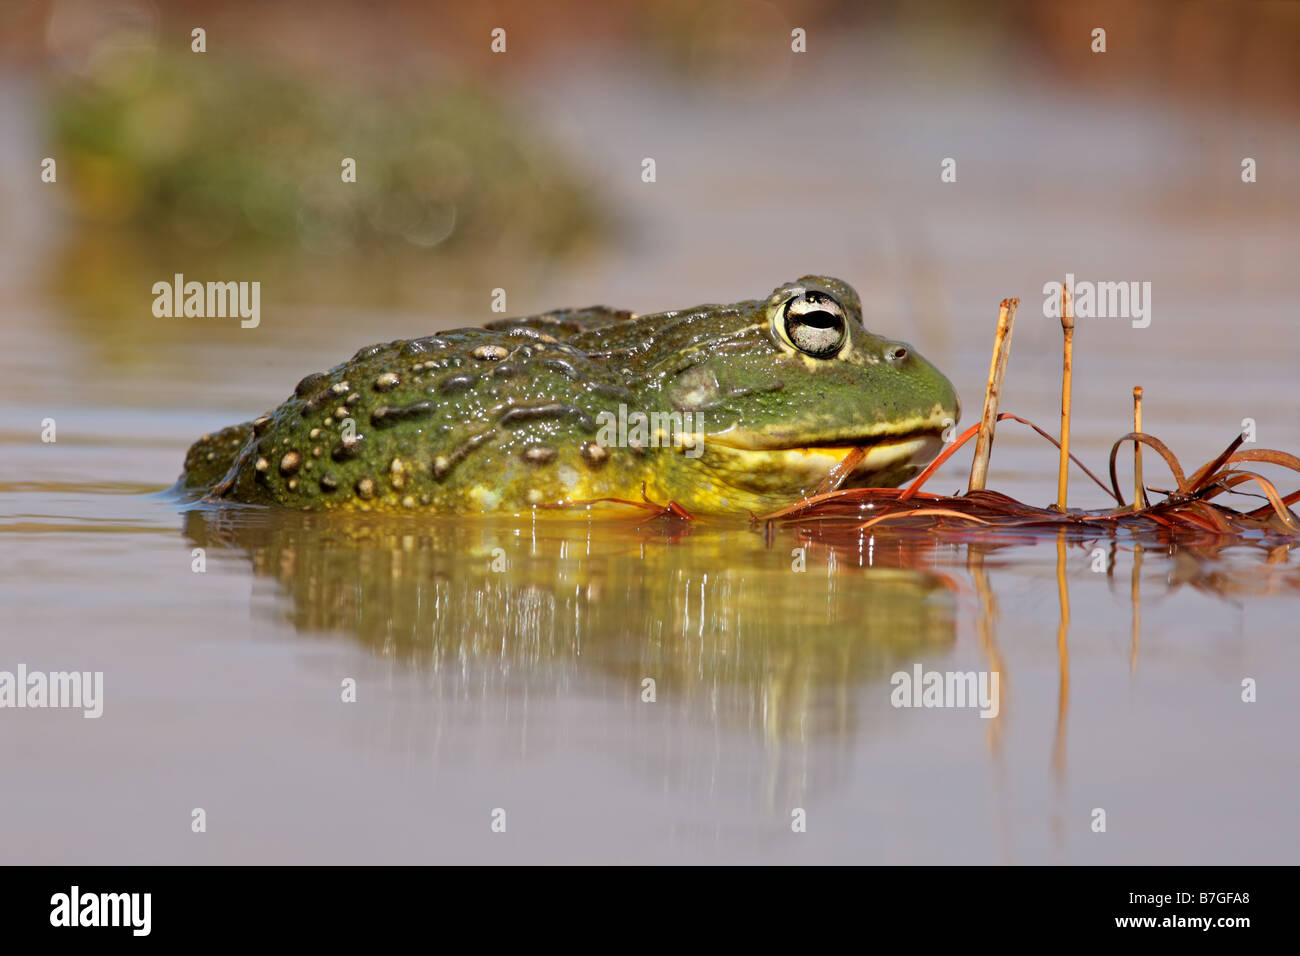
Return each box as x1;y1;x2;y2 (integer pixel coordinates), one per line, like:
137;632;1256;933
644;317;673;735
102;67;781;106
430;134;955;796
886;346;908;362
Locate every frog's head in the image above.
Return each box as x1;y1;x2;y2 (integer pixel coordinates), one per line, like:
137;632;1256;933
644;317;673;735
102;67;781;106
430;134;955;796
649;275;960;508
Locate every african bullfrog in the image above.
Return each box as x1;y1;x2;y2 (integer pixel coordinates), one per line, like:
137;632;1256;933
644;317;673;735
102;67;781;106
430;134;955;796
179;275;960;515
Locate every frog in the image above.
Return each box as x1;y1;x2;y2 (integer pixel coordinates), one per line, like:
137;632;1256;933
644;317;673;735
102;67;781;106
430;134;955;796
178;275;960;516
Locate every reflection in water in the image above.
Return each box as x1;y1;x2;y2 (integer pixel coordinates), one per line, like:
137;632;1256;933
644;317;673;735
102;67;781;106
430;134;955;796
1053;531;1071;784
968;546;1010;863
181;508;957;810
178;504;1299;821
1131;543;1143;676
1052;531;1071;850
967;548;1005;754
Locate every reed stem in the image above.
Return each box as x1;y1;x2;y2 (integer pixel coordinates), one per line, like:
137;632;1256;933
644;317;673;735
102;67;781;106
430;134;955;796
1056;284;1075;511
968;298;1019;492
1132;386;1145;510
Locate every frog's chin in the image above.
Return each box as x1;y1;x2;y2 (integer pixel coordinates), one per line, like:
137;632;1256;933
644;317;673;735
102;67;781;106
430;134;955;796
692;432;947;495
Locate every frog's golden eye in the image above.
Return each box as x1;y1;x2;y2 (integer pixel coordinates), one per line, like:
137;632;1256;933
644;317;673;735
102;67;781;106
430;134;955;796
779;291;847;359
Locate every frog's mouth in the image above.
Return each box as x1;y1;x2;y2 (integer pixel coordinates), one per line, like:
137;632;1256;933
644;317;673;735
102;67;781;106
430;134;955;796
692;424;951;496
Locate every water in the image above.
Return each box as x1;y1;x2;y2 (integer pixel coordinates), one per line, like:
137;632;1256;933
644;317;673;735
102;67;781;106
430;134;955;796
2;42;1299;864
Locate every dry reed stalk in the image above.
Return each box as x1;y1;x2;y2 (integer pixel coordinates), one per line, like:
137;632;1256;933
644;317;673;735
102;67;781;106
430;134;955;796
968;298;1019;492
1056;283;1075;511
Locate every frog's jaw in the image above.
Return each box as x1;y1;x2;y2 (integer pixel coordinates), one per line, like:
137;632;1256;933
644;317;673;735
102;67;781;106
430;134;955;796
655;381;959;510
690;431;946;502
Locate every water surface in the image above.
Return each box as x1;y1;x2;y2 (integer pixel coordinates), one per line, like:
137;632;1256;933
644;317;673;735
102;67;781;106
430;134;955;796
2;44;1299;864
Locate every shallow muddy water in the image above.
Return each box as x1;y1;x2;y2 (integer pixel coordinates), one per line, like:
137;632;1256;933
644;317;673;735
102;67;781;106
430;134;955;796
2;38;1299;863
3;464;1298;863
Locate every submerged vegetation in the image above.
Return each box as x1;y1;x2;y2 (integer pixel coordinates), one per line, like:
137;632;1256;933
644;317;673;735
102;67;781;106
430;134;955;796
763;418;1300;540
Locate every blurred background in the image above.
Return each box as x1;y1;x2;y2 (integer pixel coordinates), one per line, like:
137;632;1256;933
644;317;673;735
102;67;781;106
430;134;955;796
3;1;1299;474
3;0;1299;502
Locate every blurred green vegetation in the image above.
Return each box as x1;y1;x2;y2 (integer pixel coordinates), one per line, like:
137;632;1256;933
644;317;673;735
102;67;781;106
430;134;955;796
46;50;610;313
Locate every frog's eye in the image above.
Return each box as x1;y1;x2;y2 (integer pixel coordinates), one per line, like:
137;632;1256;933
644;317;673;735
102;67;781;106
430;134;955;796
779;291;847;359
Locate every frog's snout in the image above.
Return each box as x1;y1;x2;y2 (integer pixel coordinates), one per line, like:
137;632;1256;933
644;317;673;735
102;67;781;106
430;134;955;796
894;341;960;434
938;373;961;428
